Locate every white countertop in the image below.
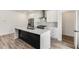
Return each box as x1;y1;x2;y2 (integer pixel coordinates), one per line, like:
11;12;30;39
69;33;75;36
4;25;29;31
15;26;50;35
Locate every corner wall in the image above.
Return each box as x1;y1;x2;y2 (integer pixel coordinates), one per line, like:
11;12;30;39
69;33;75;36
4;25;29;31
0;10;42;36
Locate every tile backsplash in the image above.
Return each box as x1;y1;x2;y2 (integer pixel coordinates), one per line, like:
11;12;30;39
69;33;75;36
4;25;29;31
34;22;58;28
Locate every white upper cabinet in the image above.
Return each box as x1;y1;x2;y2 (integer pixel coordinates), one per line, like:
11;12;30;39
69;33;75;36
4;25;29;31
46;10;58;22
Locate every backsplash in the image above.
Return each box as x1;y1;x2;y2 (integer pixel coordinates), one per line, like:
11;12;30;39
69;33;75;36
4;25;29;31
35;22;58;28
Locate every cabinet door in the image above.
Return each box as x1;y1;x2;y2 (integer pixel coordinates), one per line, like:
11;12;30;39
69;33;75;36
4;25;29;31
46;10;57;22
27;32;40;49
19;30;40;49
51;28;58;39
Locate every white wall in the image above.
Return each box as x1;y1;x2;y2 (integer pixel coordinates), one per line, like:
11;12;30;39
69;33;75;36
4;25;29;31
62;11;75;37
0;10;42;36
0;11;27;35
57;11;62;41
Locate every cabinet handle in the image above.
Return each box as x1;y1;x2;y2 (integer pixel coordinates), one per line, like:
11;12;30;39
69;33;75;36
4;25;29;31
74;30;79;32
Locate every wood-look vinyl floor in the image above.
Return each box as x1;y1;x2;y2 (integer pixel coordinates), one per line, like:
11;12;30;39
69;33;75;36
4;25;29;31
62;35;75;49
0;33;74;49
51;39;72;49
0;34;34;49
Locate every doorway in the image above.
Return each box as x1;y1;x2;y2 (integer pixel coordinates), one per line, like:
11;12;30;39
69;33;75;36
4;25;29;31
62;11;75;49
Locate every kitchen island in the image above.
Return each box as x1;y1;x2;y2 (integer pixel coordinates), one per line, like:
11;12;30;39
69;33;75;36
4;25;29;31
15;27;51;49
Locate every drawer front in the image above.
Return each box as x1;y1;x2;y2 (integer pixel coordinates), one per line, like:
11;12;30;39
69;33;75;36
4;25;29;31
19;30;40;49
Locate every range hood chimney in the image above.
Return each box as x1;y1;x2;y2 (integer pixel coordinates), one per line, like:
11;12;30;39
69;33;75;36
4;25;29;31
40;10;47;21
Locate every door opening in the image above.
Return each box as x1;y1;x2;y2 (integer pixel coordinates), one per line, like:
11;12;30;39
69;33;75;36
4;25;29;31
62;11;75;49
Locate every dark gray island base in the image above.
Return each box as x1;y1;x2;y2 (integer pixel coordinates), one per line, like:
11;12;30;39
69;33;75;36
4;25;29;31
15;27;50;49
17;29;40;49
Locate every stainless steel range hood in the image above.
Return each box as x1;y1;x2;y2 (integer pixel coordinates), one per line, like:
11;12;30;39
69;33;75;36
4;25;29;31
40;10;47;22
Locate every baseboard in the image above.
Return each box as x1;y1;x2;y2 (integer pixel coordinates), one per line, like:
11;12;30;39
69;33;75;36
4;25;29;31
0;33;14;37
62;35;74;39
0;32;14;36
